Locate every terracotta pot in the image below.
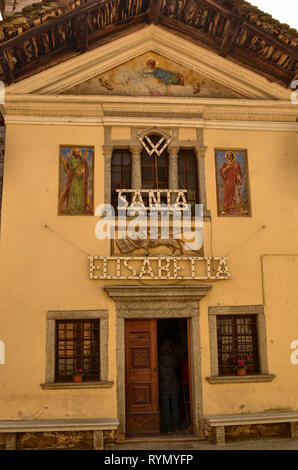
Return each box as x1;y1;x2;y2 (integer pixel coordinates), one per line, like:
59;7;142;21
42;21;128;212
237;368;247;376
72;374;83;383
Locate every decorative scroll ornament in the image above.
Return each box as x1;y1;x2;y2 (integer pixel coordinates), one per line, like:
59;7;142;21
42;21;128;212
137;133;173;156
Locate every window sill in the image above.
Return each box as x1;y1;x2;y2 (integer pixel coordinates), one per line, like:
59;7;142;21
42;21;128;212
205;374;276;384
40;381;114;390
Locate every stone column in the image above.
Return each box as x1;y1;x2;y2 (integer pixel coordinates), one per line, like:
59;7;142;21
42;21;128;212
195;146;208;213
93;430;104;450
168;147;179;190
5;433;16;450
291;422;298;438
130;146;142;189
103;145;113;205
215;426;226;445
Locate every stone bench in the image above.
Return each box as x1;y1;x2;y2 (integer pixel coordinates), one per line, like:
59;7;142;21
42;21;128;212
0;418;119;450
205;411;298;445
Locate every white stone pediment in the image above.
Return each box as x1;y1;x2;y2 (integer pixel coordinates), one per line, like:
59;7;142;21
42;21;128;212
5;25;291;101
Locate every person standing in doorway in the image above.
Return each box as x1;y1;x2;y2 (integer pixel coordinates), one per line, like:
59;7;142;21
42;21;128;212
159;339;181;434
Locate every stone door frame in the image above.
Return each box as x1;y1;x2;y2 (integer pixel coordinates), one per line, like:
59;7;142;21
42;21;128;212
105;284;212;439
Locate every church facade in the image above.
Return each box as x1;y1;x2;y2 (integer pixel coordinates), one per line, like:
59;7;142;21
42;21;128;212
0;0;297;449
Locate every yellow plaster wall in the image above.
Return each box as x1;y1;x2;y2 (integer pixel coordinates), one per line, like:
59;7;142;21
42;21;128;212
111;126;131;141
0;124;117;419
200;129;298;414
0;124;297;419
178;128;197;141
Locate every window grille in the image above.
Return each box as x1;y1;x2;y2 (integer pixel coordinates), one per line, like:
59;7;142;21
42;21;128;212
178;149;199;209
216;315;259;376
55;319;100;382
141;136;169;207
111;149;131;210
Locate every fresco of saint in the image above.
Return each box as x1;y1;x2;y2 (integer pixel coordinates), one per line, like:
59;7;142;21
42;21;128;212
59;146;94;215
215;150;250;216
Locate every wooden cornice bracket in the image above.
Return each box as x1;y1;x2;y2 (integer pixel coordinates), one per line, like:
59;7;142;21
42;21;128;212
148;0;163;24
0;51;14;85
219;19;241;57
73;14;89;53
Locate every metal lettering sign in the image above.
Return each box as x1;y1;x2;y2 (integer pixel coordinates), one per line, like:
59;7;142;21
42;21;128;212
117;189;188;210
89;256;231;280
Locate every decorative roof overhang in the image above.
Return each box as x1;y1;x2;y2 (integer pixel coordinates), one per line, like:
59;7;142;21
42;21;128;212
0;0;297;87
2;27;297;132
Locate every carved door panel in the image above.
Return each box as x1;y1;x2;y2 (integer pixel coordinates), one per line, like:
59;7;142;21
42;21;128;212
125;319;160;437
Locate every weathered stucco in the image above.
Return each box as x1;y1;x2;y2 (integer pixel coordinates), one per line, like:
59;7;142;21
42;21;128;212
0;28;297;446
0;122;297;426
207;423;291;443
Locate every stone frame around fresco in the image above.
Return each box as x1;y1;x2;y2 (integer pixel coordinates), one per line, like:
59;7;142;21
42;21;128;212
58;144;95;217
214;148;252;218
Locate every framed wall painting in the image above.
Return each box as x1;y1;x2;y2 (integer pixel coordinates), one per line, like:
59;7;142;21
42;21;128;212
215;149;251;217
59;145;94;215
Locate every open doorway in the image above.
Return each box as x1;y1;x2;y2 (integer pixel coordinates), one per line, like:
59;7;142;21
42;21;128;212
157;318;192;436
124;318;193;438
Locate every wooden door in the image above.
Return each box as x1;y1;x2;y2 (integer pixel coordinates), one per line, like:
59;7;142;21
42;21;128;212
125;319;160;437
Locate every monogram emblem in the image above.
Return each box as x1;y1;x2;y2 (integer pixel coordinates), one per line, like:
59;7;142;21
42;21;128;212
137;133;173;156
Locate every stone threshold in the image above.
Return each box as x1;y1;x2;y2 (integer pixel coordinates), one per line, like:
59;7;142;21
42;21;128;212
40;381;114;390
205;375;276;384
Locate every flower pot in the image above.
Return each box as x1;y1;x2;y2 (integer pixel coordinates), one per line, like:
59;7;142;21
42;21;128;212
237;368;247;376
72;374;83;383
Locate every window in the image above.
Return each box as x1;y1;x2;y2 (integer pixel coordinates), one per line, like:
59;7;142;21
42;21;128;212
216;315;259;376
208;306;272;382
141;135;169;190
141;134;169;207
178;149;199;210
55;319;100;382
105;126;210;214
111;149;131;210
44;310;109;387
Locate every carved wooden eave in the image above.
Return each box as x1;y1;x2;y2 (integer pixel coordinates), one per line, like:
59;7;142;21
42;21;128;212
2;26;297;132
0;0;297;88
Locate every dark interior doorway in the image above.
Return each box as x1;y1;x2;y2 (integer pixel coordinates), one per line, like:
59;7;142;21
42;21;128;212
157;318;192;435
